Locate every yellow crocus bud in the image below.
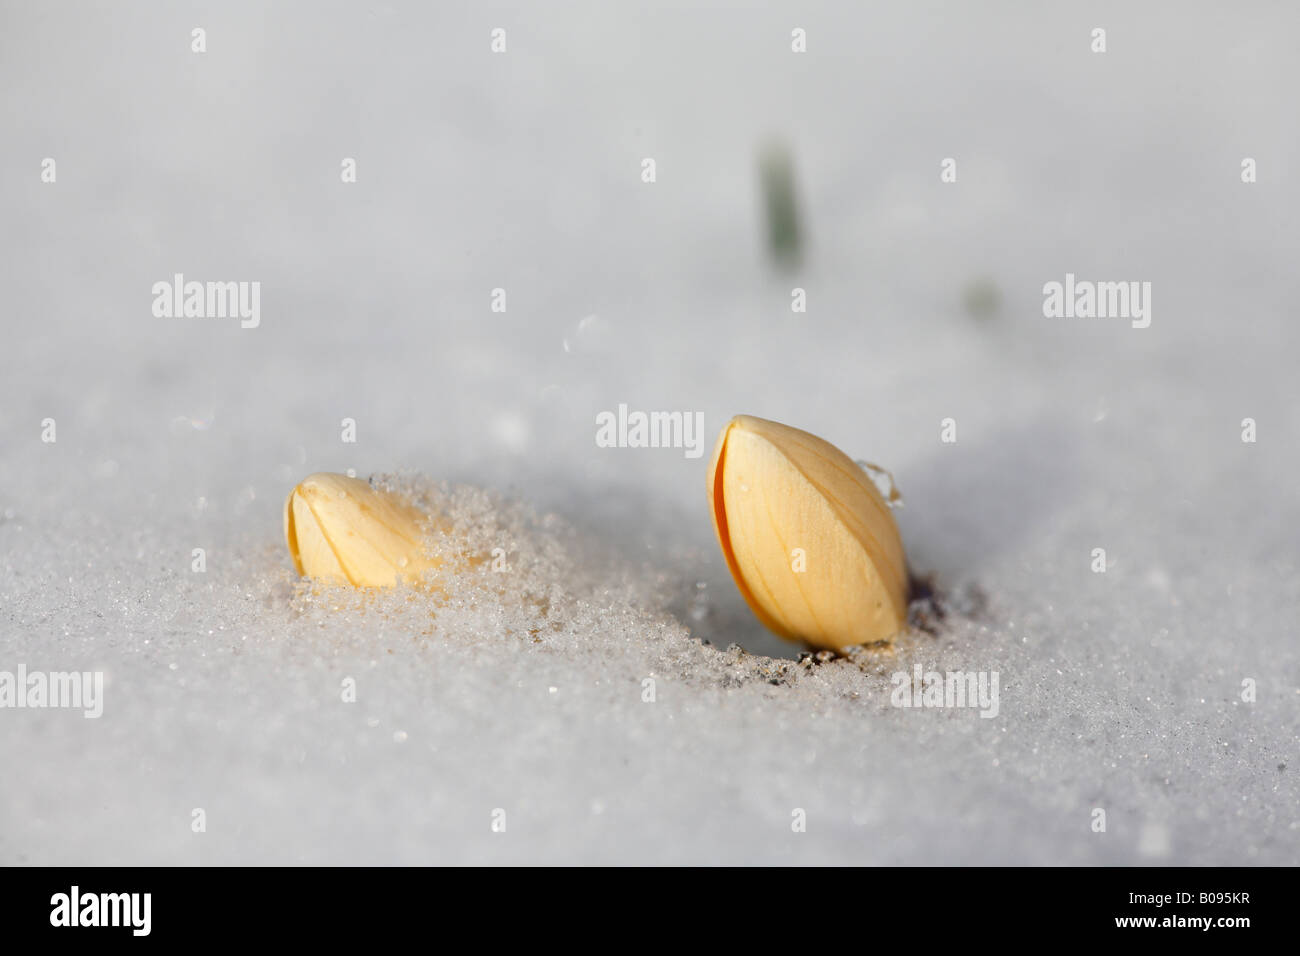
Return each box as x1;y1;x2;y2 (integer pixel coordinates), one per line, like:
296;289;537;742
706;415;908;651
284;473;438;587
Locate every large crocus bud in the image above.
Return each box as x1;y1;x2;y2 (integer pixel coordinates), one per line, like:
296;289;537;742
707;415;908;651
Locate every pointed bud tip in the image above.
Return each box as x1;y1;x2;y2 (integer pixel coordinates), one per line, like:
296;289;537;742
292;471;370;500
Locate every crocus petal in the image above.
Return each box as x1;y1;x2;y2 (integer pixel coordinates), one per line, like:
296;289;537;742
284;473;436;587
707;416;908;651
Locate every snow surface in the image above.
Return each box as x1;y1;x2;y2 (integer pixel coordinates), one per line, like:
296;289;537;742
1;1;1297;864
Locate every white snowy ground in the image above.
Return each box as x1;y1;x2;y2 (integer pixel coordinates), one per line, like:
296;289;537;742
1;2;1297;865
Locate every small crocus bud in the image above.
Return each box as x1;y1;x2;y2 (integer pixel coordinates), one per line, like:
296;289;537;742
284;473;438;586
706;415;909;652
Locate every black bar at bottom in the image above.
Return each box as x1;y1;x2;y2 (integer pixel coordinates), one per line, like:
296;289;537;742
0;866;1280;942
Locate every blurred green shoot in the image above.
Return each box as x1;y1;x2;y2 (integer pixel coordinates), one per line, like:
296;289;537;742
759;140;803;271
